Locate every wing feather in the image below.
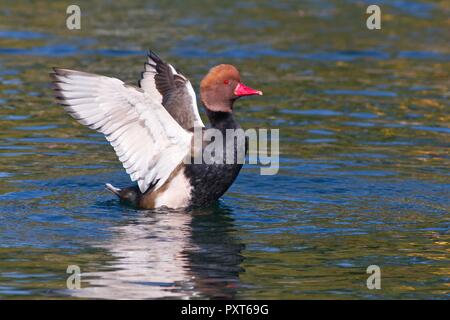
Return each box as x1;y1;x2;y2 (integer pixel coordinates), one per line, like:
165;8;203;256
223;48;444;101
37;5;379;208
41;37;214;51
50;68;192;193
139;50;205;129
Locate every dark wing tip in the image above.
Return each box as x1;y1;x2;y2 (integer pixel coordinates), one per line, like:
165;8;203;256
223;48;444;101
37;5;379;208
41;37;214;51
52;67;75;76
147;49;172;74
50;68;66;81
147;49;164;64
50;82;63;90
49;69;67;103
49;72;59;81
51;68;99;78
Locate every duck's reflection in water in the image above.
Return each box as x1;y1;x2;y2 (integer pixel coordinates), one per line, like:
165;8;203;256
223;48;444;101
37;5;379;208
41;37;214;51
71;204;244;299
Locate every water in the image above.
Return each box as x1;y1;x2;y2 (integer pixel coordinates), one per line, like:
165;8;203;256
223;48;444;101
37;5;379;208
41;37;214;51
0;0;449;299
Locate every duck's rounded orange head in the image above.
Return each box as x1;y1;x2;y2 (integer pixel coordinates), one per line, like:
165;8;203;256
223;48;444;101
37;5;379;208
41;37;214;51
200;64;262;113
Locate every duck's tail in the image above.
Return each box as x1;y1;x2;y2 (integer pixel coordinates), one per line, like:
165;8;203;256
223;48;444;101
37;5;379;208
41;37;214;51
105;183;121;197
105;183;141;207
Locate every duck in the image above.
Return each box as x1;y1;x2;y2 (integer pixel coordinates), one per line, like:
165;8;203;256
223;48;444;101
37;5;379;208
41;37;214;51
50;50;262;209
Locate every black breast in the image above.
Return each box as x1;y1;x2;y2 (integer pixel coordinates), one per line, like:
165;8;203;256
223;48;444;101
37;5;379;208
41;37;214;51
185;162;243;206
185;110;246;206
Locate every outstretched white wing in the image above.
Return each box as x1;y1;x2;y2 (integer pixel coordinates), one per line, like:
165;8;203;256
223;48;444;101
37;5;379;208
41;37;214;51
51;68;192;193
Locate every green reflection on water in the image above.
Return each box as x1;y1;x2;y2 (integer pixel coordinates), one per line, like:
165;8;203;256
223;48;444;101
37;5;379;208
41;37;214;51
0;0;449;299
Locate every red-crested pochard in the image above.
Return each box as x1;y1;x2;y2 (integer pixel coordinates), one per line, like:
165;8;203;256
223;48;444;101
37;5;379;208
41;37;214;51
50;50;262;209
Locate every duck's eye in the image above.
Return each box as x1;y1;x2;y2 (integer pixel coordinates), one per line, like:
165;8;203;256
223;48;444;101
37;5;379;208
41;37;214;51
223;79;229;85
